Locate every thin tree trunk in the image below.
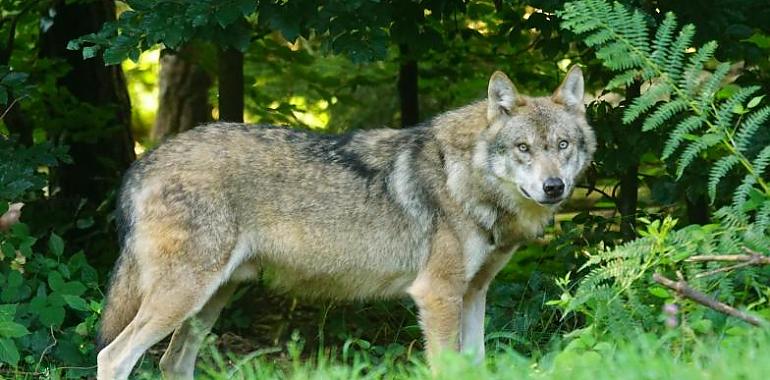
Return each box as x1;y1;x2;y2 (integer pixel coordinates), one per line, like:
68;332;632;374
152;46;212;141
217;47;244;123
39;0;135;203
398;44;419;128
619;80;642;241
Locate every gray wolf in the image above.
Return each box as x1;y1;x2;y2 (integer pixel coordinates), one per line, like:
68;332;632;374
96;66;595;379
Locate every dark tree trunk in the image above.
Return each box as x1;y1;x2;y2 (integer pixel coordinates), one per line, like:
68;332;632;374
398;44;419;128
152;46;212;141
39;0;135;203
217;47;244;123
619;80;642;241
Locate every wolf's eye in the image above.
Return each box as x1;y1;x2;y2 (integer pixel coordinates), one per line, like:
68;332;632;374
558;140;569;150
517;143;529;153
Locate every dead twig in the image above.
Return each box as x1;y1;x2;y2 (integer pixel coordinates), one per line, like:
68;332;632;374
652;272;764;327
686;247;770;264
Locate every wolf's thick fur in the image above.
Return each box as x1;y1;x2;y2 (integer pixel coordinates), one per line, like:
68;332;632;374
97;67;595;379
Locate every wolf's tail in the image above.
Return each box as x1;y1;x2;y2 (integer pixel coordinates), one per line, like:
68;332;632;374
97;174;142;351
96;252;142;350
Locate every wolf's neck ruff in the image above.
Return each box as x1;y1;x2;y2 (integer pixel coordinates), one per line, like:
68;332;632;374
96;66;594;380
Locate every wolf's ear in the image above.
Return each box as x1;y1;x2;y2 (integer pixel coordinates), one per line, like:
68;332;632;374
552;65;584;110
488;71;520;121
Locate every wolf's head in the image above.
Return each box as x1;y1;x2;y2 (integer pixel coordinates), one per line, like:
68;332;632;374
476;66;596;209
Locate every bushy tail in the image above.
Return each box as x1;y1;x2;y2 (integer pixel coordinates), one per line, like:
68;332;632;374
96;253;142;350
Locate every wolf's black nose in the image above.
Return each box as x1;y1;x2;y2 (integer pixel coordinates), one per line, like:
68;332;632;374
543;177;565;198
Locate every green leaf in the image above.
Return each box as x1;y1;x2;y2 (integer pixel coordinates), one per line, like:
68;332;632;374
0;338;20;366
747;95;765;109
48;271;65;292
82;46;99;60
215;6;241;28
0;321;29;338
49;233;64;256
60;281;87;297
76;217;94;229
63;295;89;311
648;286;670;298
0;72;28;87
0;305;15;322
38;306;65;328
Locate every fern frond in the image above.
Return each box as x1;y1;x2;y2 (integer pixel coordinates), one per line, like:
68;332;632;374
756;200;770;231
735;106;770;153
642;99;688;131
696;62;730;110
708;155;740;201
596;41;643;71
623;84;671;124
751;145;770;176
716;86;760;131
665;24;695;84
682;41;718;95
676;132;722;178
606;70;640;90
650;13;677;69
661;115;706;159
732;174;757;210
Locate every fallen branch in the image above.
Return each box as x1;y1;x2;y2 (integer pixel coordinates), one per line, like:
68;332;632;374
686;248;770;265
652;272;764;327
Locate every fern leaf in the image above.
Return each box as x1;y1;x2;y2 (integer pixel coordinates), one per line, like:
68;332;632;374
708;155;740;202
585;29;614;46
735;106;770;153
642;99;689;131
597;42;642;71
662;115;706;159
682;41;718;95
716;86;760;131
732;174;757;210
665;24;695;83
650;13;677;68
751;145;770;176
606;70;639;89
756;199;770;231
676;132;722;178
696;62;731;110
623;84;671;124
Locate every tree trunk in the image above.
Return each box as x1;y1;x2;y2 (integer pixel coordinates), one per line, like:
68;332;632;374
398;44;419;128
152;46;212;141
217;47;244;123
39;0;135;203
619;80;642;241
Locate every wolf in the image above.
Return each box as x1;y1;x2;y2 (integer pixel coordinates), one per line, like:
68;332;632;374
96;66;595;379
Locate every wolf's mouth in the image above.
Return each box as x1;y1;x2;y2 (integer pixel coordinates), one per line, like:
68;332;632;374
518;186;532;199
519;186;563;205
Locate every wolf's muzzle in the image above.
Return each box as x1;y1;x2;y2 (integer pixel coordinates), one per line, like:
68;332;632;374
543;177;565;199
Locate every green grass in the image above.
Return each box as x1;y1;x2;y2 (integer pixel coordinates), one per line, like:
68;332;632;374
130;329;770;380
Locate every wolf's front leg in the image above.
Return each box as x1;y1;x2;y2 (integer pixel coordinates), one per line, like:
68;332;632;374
460;250;514;363
409;271;464;366
408;227;466;369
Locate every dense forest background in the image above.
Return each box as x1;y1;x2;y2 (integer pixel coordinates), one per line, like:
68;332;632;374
1;0;770;378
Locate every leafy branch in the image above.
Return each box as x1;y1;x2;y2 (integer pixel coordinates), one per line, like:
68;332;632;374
559;0;770;207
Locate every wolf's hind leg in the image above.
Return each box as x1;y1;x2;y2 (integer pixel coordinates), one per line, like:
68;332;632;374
96;273;226;380
159;281;239;380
